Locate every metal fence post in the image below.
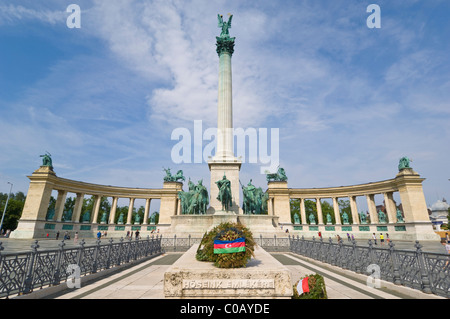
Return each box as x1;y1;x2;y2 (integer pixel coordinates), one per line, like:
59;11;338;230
23;240;39;294
352;239;360;273
174;234;177;252
117;237;124;266
52;240;66;285
92;239;101;274
389;241;401;285
106;238;113;269
414;241;432;294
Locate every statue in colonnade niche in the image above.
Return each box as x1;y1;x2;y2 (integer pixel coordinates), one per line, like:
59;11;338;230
293;213;300;224
341;211;349;224
326;213;333;225
100;211;107;223
396;208;404;223
308;213;316;225
82;211;91;223
117;212;124;224
378;209;387;223
134;212;141;224
46;208;55;221
63;209;73;222
359;211;367;224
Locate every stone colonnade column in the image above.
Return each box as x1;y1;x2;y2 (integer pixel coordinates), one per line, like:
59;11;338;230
91;195;101;224
127;198;135;224
143;198;152;224
349;196;359;225
55;190;67;222
109;197;118;224
332;197;341;224
316;198;323;224
72;193;85;223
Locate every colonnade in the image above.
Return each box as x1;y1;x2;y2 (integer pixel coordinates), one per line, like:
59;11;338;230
266;167;439;240
12;166;182;238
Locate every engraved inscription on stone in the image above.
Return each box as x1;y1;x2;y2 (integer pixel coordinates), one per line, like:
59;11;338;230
182;279;275;289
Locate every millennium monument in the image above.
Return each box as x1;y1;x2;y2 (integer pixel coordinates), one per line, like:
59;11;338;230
11;15;439;242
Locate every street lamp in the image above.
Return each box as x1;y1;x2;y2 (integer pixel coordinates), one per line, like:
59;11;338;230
0;182;13;236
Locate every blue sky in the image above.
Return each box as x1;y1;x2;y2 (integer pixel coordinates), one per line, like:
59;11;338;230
0;0;449;210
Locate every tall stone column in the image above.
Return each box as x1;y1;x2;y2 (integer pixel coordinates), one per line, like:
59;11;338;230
127;198;135;225
72;193;85;223
366;194;378;224
316;198;323;225
109;197;118;224
332;197;341;224
208;15;241;214
300;198;307;225
383;192;396;223
143;198;151;225
92;195;102;224
349;196;359;225
55;190;68;222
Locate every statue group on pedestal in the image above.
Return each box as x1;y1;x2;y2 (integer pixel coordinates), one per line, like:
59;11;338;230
163;168;186;183
240;179;268;215
265;167;288;182
178;178;209;215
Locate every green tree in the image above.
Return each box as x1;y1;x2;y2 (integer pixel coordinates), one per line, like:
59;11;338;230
0;192;26;231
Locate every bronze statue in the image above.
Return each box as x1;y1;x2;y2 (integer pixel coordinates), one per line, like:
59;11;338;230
216;174;232;211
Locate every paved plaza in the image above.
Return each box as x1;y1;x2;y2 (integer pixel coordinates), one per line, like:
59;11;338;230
10;250;443;300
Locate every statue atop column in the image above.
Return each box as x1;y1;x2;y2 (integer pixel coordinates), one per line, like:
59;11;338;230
40;152;53;168
216;13;235;56
163;167;186;182
216;174;233;211
398;156;412;171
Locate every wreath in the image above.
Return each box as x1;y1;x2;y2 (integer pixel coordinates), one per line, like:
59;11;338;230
293;274;328;299
196;221;255;268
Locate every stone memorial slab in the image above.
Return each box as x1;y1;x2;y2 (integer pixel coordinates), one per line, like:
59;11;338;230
164;244;293;299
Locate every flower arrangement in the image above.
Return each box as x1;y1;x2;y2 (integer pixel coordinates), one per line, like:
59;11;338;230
293;273;328;299
196;221;256;268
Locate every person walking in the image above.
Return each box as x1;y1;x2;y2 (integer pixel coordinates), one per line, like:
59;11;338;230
386;233;390;244
372;233;377;245
56;231;60;240
347;233;351;242
97;231;101;240
135;229;140;239
74;232;78;244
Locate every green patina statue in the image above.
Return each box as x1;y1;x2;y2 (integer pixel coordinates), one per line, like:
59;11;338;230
216;174;233;211
240;179;269;215
309;213;316;225
341;211;349;224
40;152;53;168
82;211;91;223
359;211;367;224
396;208;404;223
398;156;412;171
178;178;209;215
163;167;186;183
117;212;124;224
378;209;387;223
326;213;333;225
265;167;288;182
293;213;300;224
216;13;235;56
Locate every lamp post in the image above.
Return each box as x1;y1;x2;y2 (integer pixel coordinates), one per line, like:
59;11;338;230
0;182;13;236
